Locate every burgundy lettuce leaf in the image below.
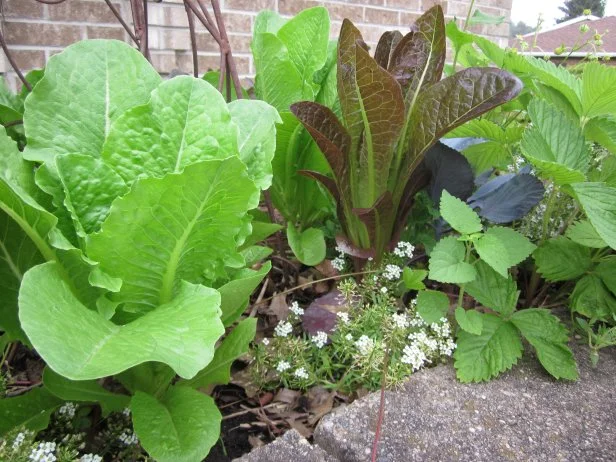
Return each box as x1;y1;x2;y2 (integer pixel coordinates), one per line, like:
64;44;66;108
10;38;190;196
374;30;403;69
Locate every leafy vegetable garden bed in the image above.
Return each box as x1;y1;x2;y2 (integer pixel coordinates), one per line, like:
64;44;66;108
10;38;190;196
1;3;615;462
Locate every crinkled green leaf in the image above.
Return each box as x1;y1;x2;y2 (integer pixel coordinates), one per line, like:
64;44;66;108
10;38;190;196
584;116;616;155
455;307;483;335
581;61;616;119
596;259;616;297
181;318;256;389
533;237;592;282
43;368;129;416
103;76;237;184
416;289;450;324
571;182;616;250
511;309;578;380
571;274;616;320
429;236;476;283
253;9;287;35
0;387;63;436
521;99;589;185
566;220;607;249
454;313;523;382
24;40;161;164
131;386;221;462
218;262;271;326
88;158;258;313
287;223;326;266
402;267;427;290
461;140;511;173
228;99;281;190
475;226;535;278
465;260;519;316
240;245;273;267
19;262;224;380
440;190;482;235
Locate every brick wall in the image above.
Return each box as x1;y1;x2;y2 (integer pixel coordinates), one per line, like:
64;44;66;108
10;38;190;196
0;0;512;89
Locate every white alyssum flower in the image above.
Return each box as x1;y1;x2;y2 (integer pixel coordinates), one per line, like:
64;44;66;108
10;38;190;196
401;342;429;371
261;338;270;346
58;402;77;418
380;286;388;294
293;367;309;379
29;442;56;462
12;432;27;450
394;241;415;259
289;301;304;316
439;338;457;356
355;335;375;356
431;319;452;338
383;264;402;281
392;313;408;329
274;321;293;338
118;431;138;446
345;333;353;341
312;331;328;348
336;311;350;324
276;360;291;372
80;455;103;462
332;256;345;271
122;407;131;417
335;244;346;254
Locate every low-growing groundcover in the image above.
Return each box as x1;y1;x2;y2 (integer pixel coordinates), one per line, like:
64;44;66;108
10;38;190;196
1;4;616;462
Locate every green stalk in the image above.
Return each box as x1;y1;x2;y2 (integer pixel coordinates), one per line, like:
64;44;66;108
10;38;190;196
457;242;473;309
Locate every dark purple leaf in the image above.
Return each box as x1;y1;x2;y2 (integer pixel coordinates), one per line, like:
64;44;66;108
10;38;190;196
374;30;403;69
302;290;351;335
424;142;474;204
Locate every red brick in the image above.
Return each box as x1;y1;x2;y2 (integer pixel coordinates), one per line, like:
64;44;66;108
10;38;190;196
225;0;276;10
326;4;364;22
365;8;399;26
278;0;321;15
228;34;252;54
2;0;45;19
383;0;421;10
86;26;127;41
222;12;252;33
7;49;46;71
48;1;122;23
150;52;179;74
4;22;83;47
399;12;420;27
423;0;448;10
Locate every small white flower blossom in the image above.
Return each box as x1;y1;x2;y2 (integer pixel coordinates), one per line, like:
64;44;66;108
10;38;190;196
383;264;402;281
12;432;26;450
58;402;77;418
122;407;131;417
262;338;270;346
289;301;304;316
80;455;103;462
336;311;350;324
276;360;291;372
392;313;408;329
331;256;345;271
380;286;388;294
432;319;452;338
274;321;293;338
355;335;375;356
335;244;346;254
29;442;56;462
119;431;138;446
312;331;328;348
293;367;309;379
345;333;353;341
439;338;457;356
408;314;425;327
401;342;429;371
394;241;415;258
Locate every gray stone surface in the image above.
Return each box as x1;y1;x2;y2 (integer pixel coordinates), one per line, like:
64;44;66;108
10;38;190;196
314;341;616;462
233;429;339;462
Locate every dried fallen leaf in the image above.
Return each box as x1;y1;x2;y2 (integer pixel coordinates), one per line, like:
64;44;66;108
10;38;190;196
274;388;301;406
306;386;335;425
248;435;265;448
267;293;289;321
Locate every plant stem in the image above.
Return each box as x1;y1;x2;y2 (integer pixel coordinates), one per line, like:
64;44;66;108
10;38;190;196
457;242;472;309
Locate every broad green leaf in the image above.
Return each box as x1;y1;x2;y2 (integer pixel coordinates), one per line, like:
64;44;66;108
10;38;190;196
131;387;222;462
455;307;483;335
521;99;589;185
416;289;450;324
511;309;578;380
571;274;616;320
315;40;340;112
181;318;256;389
533;237;592;281
228;99;281;190
584;117;616;155
201;70;248;101
428;236;476;283
440;190;482;235
24;40;161;164
465;260;519;316
56;154;128;236
596;259;616;297
566;220;607;249
462;140;511;173
447;119;522;144
218;262;271;326
43;368;129;416
88;158;258;312
475;226;535;277
454;313;523;382
467;9;505;25
403;267;427;290
19;262;224;380
571;182;616;250
115;363;176;396
287;223;326;266
253;9;287;35
103;76;237;184
581;61;616;119
241;219;282;249
0;387;63;436
240;245;273;267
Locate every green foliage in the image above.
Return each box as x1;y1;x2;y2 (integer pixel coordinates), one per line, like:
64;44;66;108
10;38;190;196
533;237;593;281
428;236;476;283
0;388;62;436
416;290;450;324
440;190;482;235
286;223;326;266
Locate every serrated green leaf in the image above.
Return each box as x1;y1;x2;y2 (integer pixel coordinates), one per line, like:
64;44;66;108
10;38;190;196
181;318;256;389
440;190;482;235
416;290;450;324
581;61;616;119
23;40;161;164
474;232;510;277
19;262;224;380
465;260;519;316
475;226;535;277
87;158;258;313
571;274;616;320
462;140;511;173
403;267;427;290
511;309;578;380
131;386;221;462
571;182;616;250
596;259;616;297
566;219;608;248
533;237;592;281
287;223;326;266
584;116;616;155
455;307;483;335
429;236;476;283
218;262;271;326
0;387;63;436
454;313;523;382
43;368;129;416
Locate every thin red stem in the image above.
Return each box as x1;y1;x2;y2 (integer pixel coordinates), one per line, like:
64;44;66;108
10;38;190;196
103;0;139;44
0;29;31;91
